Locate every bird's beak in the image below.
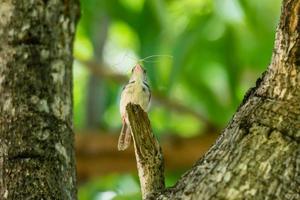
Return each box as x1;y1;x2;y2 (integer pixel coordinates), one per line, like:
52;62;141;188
134;64;143;73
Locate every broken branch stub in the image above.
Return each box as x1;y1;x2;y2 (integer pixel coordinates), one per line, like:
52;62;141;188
126;103;165;199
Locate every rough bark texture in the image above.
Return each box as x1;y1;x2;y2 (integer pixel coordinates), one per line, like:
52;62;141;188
0;0;79;199
126;104;165;200
143;0;300;199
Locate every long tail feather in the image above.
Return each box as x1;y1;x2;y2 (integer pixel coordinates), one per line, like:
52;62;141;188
118;123;131;151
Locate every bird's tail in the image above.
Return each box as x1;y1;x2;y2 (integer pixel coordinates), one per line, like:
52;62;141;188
118;123;131;151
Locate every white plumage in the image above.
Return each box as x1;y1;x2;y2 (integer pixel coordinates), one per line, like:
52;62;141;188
118;64;151;151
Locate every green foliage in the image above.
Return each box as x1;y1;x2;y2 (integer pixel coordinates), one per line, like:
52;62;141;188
74;0;281;131
78;174;141;200
74;0;282;199
78;172;182;200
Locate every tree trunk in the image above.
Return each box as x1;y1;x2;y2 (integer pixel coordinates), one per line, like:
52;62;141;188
0;0;79;199
128;0;300;199
86;14;109;129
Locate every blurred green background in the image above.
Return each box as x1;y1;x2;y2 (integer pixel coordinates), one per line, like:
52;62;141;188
73;0;281;199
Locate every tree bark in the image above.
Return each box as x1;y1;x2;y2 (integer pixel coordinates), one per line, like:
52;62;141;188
127;0;300;199
0;0;79;199
126;104;165;199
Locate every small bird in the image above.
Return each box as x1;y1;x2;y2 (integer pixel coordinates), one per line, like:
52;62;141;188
118;64;151;151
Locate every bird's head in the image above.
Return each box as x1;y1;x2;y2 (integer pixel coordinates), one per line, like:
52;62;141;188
129;64;147;82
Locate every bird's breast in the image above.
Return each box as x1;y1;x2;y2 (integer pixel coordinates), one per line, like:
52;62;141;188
120;82;150;115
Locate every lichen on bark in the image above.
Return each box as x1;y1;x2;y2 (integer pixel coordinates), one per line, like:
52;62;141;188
0;0;80;199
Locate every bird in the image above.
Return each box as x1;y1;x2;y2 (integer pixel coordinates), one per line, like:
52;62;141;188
118;64;151;151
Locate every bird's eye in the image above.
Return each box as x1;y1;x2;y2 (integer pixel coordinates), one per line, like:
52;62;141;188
143;69;147;74
131;67;135;73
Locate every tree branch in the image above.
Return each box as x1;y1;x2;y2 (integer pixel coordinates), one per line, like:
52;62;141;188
256;0;300;103
75;131;219;182
277;0;300;64
126;103;165;199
